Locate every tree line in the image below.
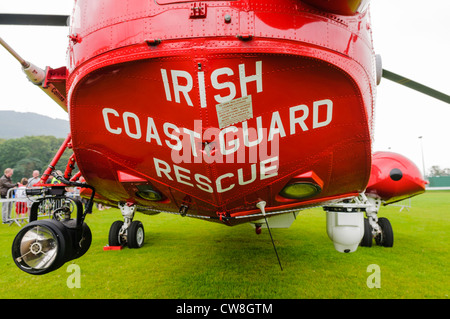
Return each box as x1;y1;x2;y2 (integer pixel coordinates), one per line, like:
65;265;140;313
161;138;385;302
0;136;73;183
1;135;448;183
428;165;450;177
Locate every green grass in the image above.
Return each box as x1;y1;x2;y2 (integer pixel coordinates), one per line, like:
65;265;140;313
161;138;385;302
0;191;449;299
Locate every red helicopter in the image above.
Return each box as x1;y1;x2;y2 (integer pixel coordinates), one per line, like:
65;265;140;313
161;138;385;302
1;0;446;275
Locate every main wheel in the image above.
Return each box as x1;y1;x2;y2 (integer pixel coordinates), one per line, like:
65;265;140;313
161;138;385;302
108;220;124;246
128;221;145;248
360;218;373;247
375;217;394;247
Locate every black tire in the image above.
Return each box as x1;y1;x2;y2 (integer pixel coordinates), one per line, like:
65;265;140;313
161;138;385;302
375;217;394;247
128;221;145;249
108;221;124;246
360;218;373;247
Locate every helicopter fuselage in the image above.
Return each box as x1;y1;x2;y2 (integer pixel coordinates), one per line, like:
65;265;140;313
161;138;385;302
67;0;376;223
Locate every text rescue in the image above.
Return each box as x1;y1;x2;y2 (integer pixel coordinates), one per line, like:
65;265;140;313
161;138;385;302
101;61;333;194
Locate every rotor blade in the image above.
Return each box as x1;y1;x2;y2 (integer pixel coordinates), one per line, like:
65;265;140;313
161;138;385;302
382;69;450;104
0;14;69;27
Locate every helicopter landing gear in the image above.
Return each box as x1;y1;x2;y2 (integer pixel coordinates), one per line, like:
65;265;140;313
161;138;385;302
360;197;394;248
324;194;394;253
374;217;394;247
108;203;145;248
360;218;373;247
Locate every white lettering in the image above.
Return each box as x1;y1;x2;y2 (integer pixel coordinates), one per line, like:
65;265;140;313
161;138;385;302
163;123;182;151
198;71;207;108
313;99;333;128
183;128;201;157
102;96;334;183
161;61;263;108
242;116;263;147
219;126;240;155
211;67;236;103
161;69;172;101
174;165;193;187
237;164;257;186
177;303;210;316
123;112;141;139
260;156;279;180
171;70;193;106
153;158;173;180
239;60;263;97
152;157;279;194
146;117;162;145
102;108;122;135
268;111;286;141
195;174;213;193
290;104;309;134
216;173;235;193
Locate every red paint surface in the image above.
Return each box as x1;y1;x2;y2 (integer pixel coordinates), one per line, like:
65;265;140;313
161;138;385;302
366;151;427;204
64;0;378;223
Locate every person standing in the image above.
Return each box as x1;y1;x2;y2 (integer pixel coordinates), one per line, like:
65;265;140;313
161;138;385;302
15;178;29;217
27;170;41;188
1;168;18;224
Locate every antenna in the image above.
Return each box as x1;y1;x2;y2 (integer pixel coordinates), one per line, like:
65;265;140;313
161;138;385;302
0;37;29;67
256;201;283;271
0;36;68;112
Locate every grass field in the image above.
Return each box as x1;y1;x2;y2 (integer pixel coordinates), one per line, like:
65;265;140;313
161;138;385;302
0;191;448;299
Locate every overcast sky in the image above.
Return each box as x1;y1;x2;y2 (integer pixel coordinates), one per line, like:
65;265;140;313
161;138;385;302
0;0;449;175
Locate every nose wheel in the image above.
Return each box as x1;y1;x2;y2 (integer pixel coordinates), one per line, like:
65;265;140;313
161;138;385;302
374;217;394;247
360;218;373;247
128;221;145;248
108;203;145;249
360;196;394;249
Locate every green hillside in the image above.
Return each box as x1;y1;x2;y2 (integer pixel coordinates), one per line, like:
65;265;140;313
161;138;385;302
0;111;69;139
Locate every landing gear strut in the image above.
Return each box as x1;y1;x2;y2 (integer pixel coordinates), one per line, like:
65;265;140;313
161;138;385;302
108;203;145;248
361;197;394;248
